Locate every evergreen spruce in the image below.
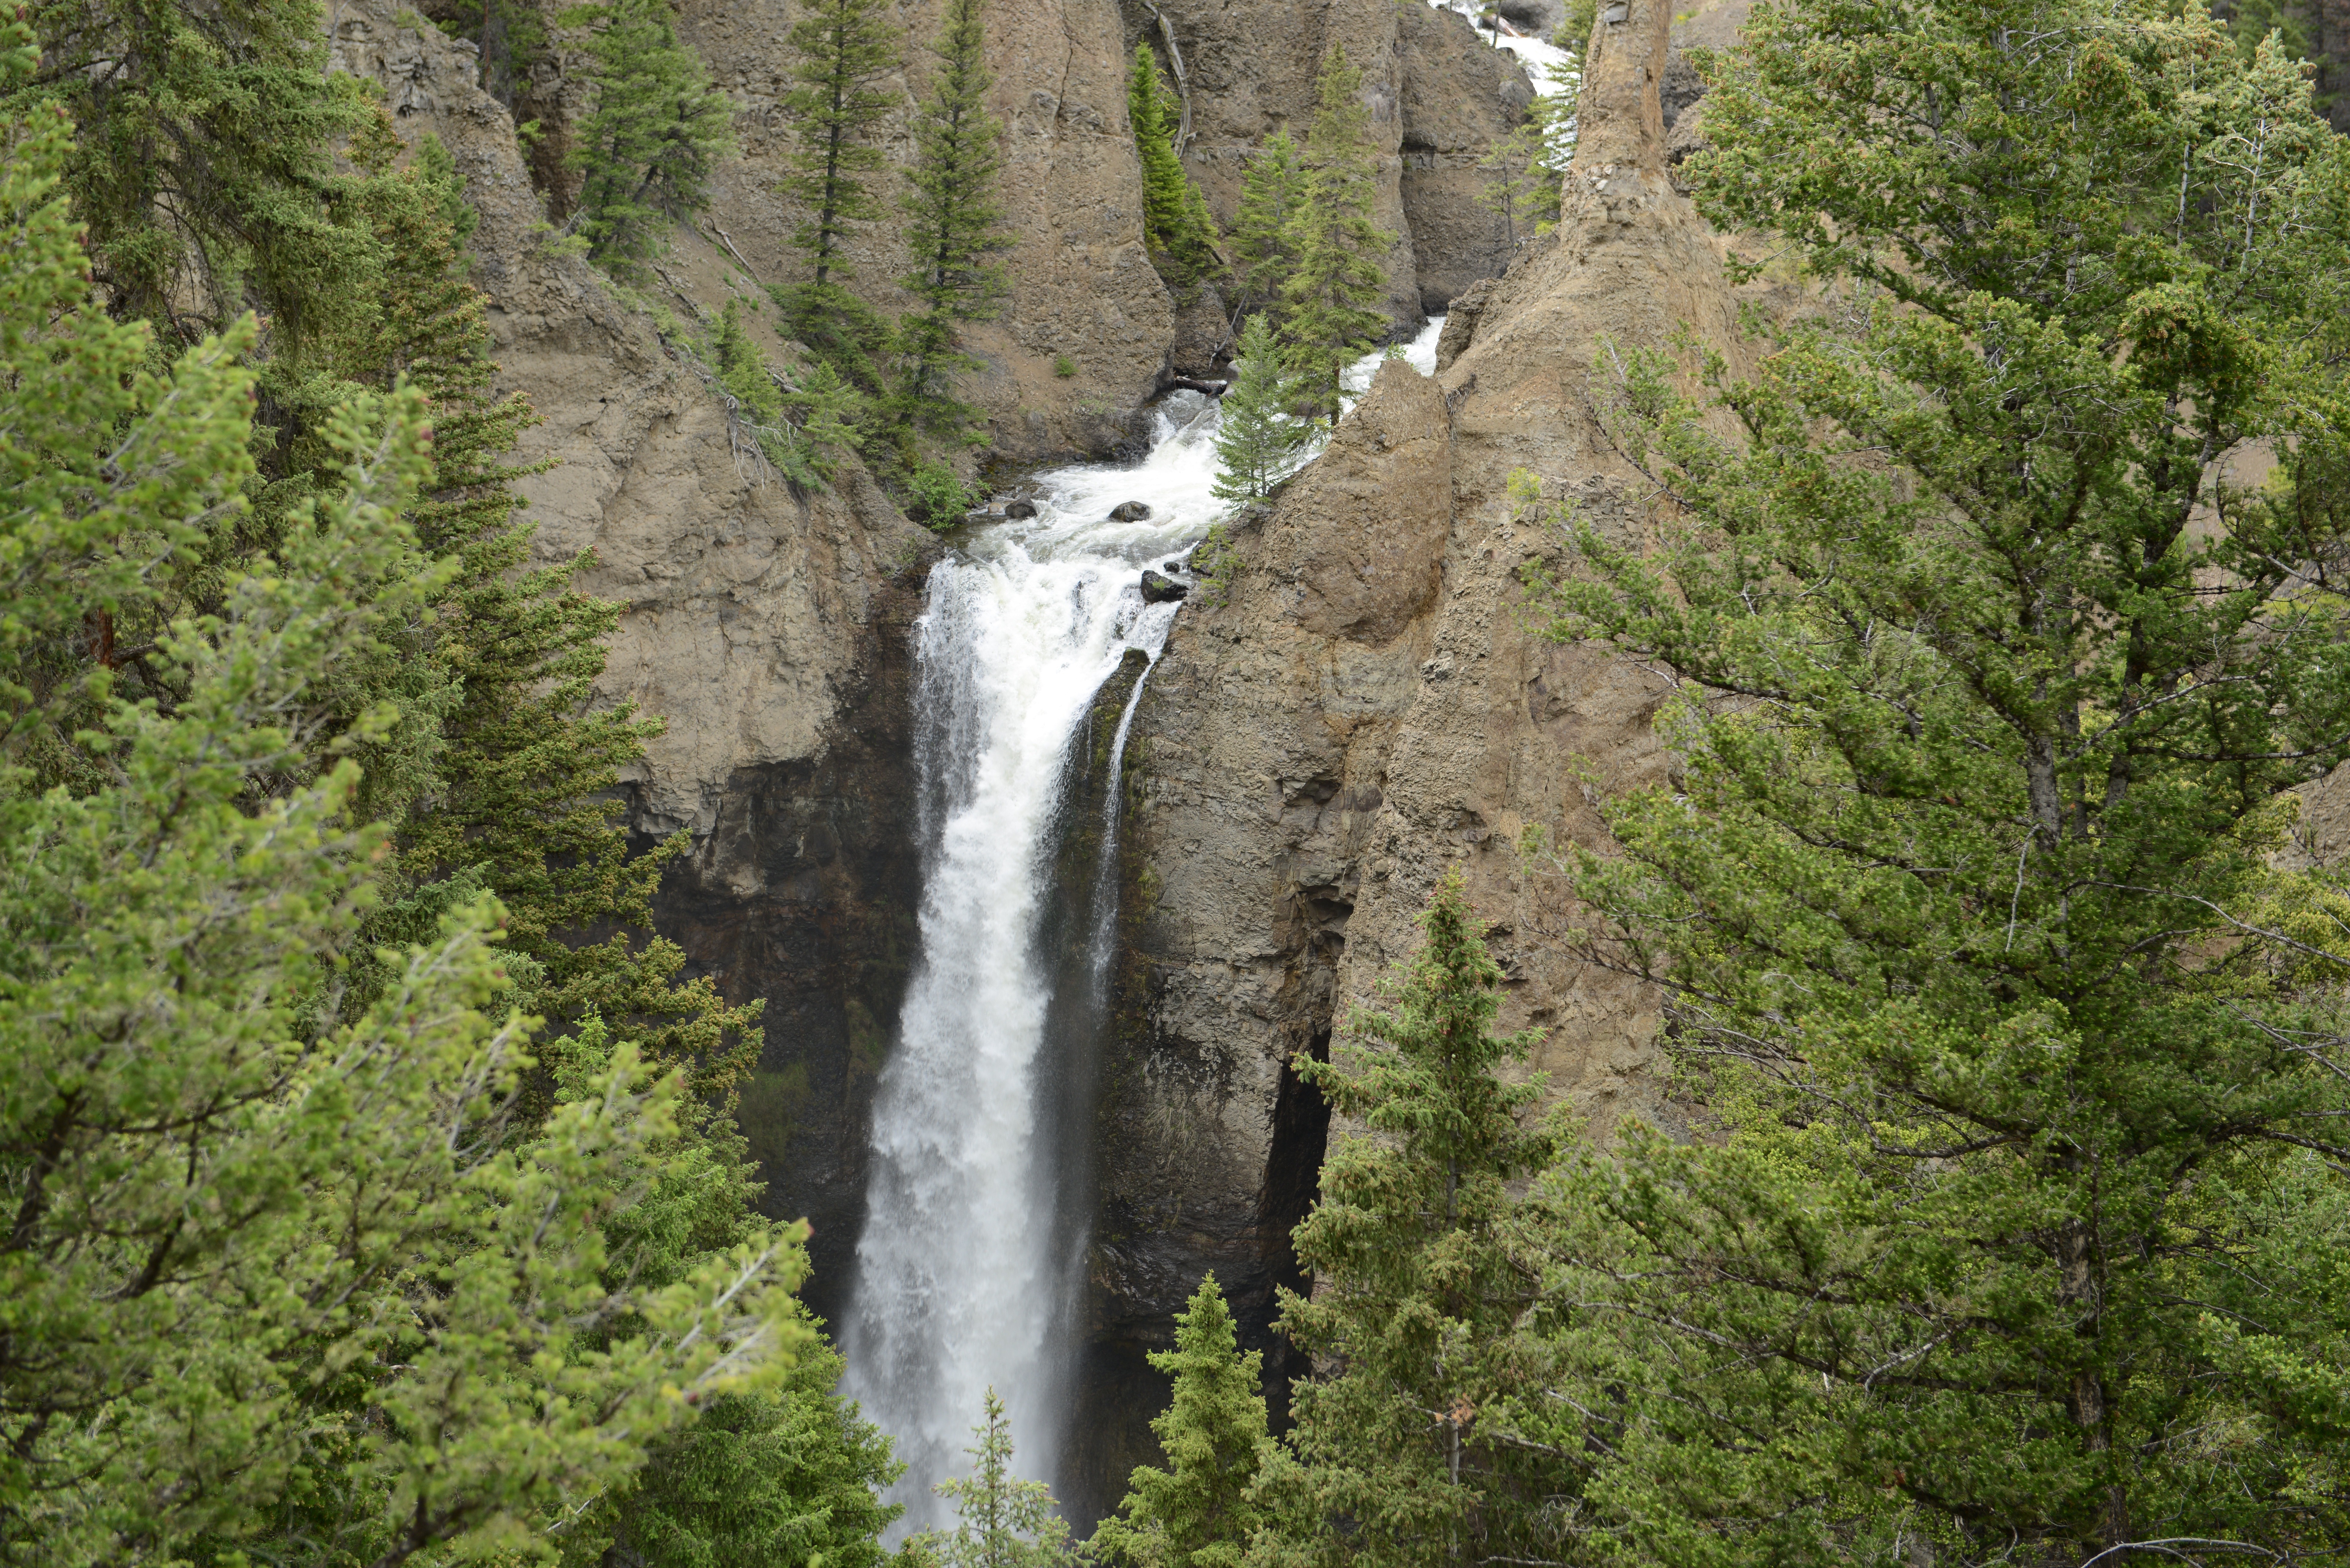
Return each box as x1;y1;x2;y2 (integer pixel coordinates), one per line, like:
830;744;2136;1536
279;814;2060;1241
563;0;736;283
1272;870;1554;1568
1089;1276;1271;1568
1127;41;1221;290
1511;0;2350;1557
708;298;865;490
1228;129;1305;326
8;0;377;346
921;1389;1076;1568
774;0;901;384
1211;314;1306;502
897;0;1014;438
436;0;550;113
1278;45;1390;426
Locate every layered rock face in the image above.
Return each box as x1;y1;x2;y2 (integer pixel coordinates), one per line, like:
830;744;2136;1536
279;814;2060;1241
1094;0;1746;1435
331;0;938;1314
1137;0;1534;323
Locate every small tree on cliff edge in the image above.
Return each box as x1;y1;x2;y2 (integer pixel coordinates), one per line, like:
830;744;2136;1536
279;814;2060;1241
1229;128;1305;326
1212;314;1306;502
774;0;900;387
1280;43;1390;426
897;0;1014;441
1128;41;1221;291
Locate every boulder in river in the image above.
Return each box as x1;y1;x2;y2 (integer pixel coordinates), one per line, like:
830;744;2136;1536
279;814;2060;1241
1108;501;1152;521
1139;570;1190;604
1004;498;1037;519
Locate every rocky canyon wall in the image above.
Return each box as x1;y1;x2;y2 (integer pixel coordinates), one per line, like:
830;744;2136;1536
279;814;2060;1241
1088;0;1752;1449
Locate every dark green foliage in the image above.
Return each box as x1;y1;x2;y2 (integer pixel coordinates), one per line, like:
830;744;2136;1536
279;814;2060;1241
1268;871;1554;1568
1211;314;1306;501
1127;41;1221;290
919;1389;1076;1568
1278;45;1389;426
1089;1275;1272;1568
777;0;900;320
563;0;736;282
436;0;550;112
7;0;377;346
897;0;1013;440
1506;0;2350;1557
1228;130;1304;325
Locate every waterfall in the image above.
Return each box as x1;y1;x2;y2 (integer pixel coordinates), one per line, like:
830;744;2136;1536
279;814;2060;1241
842;321;1447;1537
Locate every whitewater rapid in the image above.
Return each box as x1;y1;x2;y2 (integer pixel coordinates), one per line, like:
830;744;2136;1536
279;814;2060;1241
841;317;1444;1535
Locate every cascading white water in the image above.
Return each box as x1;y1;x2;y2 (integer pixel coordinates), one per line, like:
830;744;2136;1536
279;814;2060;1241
843;320;1446;1536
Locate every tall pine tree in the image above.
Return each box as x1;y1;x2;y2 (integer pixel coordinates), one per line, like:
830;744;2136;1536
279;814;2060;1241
1089;1275;1272;1568
563;0;736;282
1279;45;1389;426
774;0;900;385
897;0;1013;438
1127;41;1221;291
1228;129;1304;326
1270;871;1555;1568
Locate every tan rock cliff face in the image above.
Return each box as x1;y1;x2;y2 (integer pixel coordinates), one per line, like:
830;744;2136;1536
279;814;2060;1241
1141;0;1533;324
331;0;938;1310
1096;0;1745;1411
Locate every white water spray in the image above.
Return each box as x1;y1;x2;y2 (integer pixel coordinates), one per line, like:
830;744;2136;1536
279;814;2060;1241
842;321;1445;1535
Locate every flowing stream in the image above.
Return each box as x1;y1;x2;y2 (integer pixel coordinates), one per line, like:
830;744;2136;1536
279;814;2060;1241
842;320;1445;1536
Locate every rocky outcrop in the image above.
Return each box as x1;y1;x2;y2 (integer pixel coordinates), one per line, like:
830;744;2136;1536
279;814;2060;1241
1133;0;1534;325
330;0;938;1315
1094;0;1747;1441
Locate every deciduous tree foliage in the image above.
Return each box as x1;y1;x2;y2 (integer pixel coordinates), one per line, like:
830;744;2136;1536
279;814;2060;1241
1509;0;2350;1559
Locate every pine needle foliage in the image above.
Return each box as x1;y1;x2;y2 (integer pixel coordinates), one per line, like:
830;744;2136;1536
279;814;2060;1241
1278;45;1390;427
1089;1275;1272;1568
563;0;736;283
775;0;901;381
920;1389;1077;1568
1506;0;2350;1558
6;0;377;347
897;0;1013;440
1271;870;1553;1568
1211;314;1307;502
1228;130;1305;325
1127;41;1221;291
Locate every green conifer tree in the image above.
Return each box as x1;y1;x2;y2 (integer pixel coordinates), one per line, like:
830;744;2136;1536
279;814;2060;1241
774;0;901;383
1090;1276;1271;1568
921;1389;1076;1568
1127;41;1221;290
1211;314;1306;502
1507;0;2350;1557
1271;870;1554;1568
897;0;1014;437
1228;130;1305;325
563;0;736;282
1279;44;1391;426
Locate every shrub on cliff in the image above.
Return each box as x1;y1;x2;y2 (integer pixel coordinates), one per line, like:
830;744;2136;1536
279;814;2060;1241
562;0;736;283
1513;0;2350;1557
